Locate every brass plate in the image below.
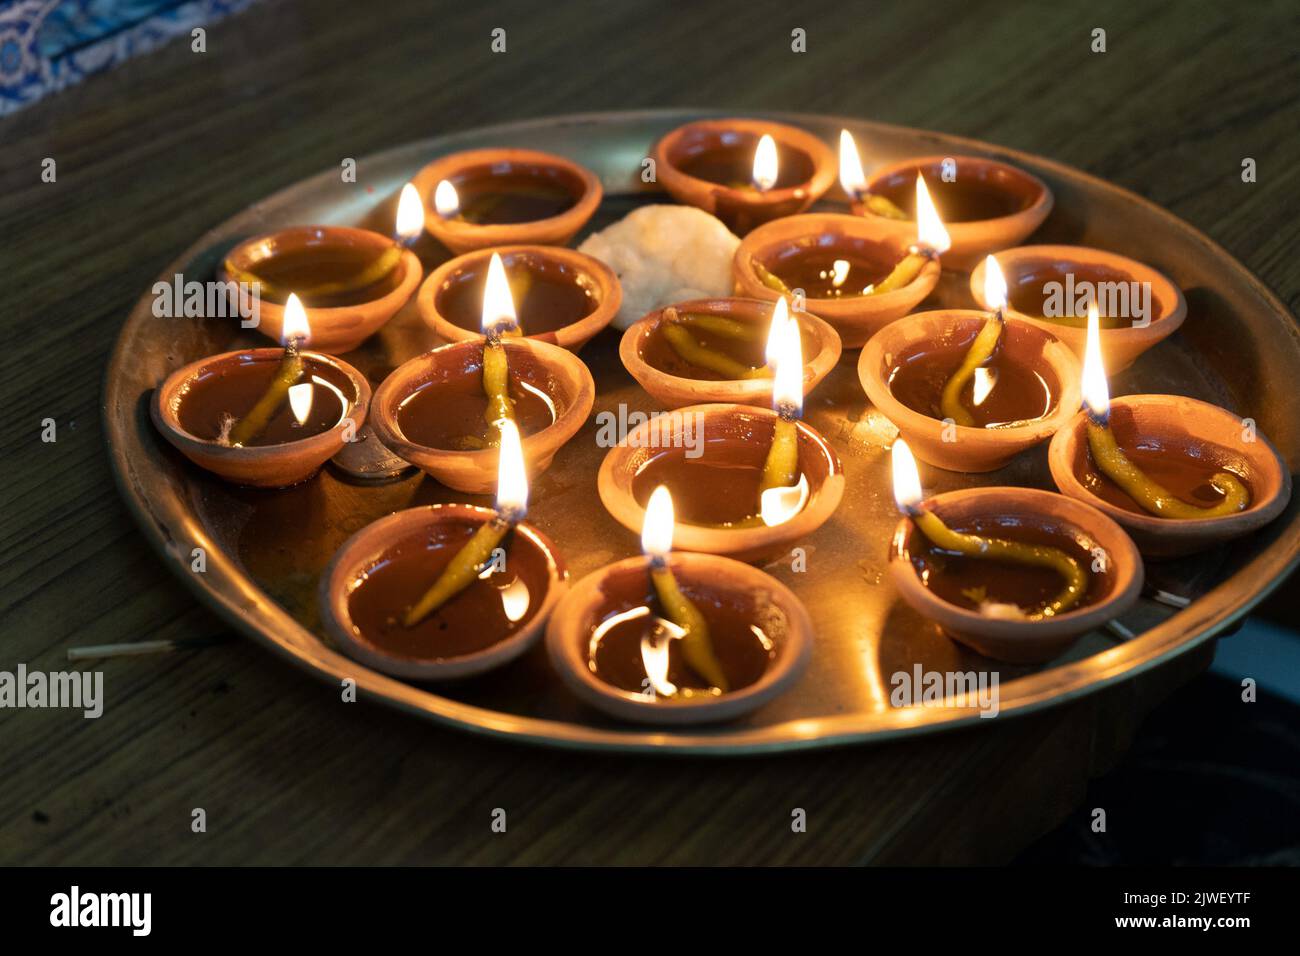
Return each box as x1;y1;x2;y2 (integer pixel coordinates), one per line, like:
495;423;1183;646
104;110;1300;754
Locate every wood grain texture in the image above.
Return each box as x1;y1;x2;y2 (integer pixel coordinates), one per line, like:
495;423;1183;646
1;0;1295;864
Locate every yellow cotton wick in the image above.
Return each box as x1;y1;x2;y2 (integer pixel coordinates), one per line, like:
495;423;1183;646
227;341;304;446
940;314;1003;427
402;516;513;627
911;508;1087;619
649;561;728;692
482;337;516;446
1086;419;1250;519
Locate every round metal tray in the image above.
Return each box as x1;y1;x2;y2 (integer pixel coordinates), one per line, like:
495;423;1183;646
104;110;1300;754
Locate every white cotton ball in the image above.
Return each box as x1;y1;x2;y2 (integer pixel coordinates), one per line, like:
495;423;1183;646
578;205;741;329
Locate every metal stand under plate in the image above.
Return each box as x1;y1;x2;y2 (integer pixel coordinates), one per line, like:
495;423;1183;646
330;424;417;483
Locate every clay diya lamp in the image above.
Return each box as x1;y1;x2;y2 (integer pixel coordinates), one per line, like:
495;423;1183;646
732;177;950;348
889;439;1143;663
620;295;841;409
970;244;1187;372
152;296;370;487
321;421;568;680
373;254;595;494
409;147;602;254
853;153;1053;271
858;257;1081;472
1047;305;1291;558
221;185;424;354
599;311;844;563
418;243;620;352
546;485;811;724
651;117;836;234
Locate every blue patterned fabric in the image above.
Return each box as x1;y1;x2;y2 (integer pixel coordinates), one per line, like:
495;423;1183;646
0;0;261;116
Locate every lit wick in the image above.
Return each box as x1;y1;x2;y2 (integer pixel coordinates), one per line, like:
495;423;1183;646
481;252;521;446
1081;302;1110;429
395;182;424;247
1081;302;1249;518
758;297;811;526
403;418;529;627
434;179;460;220
892;438;1086;619
750;169;948;301
838;129;907;220
868;174;950;296
940;254;1007;426
226;294;309;446
757;297;806;505
642;486;728;692
752;133;778;193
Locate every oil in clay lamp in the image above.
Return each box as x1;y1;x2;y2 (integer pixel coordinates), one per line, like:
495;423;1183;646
651;117;837;234
151;294;371;486
418;243;620;351
750;174;948;300
858;255;1081;472
731;174;949;348
221;184;425;354
851;152;1053;270
888;438;1142;663
969;245;1187;372
1048;304;1291;557
598;298;845;563
545;484;812;724
321;418;568;680
371;250;595;493
619;295;841;408
410;147;602;254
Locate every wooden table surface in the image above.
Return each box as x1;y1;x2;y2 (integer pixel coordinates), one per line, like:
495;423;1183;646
2;0;1297;865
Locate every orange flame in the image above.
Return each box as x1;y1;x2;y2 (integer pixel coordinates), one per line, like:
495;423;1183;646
914;175;951;254
1081;301;1109;420
838;129;866;198
641;485;674;562
481;252;518;337
752;134;778;192
495;418;528;517
891;438;924;514
396;182;424;243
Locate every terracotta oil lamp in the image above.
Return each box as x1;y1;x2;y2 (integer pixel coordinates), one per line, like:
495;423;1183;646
546;485;811;724
321;419;568;680
970;245;1187;372
152;295;371;487
619;295;841;409
418;244;621;351
1048;304;1291;557
599;300;844;563
651;118;836;234
858;256;1081;472
851;152;1053;270
409;147;602;254
731;174;949;348
372;253;595;493
220;184;424;354
888;438;1143;663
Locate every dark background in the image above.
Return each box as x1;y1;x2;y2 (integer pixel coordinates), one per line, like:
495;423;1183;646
1;0;1297;864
